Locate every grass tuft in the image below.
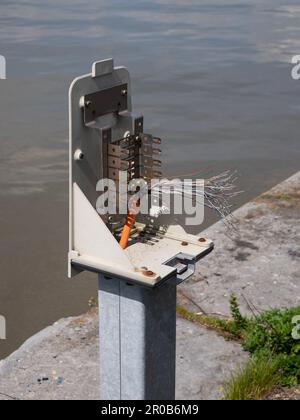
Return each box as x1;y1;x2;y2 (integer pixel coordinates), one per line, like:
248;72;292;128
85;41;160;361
224;356;281;400
176;305;244;341
178;295;300;400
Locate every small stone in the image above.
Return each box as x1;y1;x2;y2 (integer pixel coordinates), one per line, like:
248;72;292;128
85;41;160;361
56;377;64;385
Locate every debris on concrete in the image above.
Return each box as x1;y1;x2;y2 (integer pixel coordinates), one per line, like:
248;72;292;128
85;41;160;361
0;309;247;400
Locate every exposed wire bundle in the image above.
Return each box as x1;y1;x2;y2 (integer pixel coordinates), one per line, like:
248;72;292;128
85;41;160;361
149;171;241;228
119;171;241;248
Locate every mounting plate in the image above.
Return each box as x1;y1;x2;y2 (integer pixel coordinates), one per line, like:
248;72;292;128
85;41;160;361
83;83;128;124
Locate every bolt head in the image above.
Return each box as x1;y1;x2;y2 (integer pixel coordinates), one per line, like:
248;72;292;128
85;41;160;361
142;269;156;278
198;237;206;243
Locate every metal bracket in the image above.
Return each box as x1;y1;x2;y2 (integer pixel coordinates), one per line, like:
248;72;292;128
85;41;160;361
83;83;128;124
165;253;197;284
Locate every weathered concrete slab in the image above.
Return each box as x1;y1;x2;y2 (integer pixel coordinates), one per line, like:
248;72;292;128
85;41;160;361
176;318;247;400
180;172;300;317
0;311;99;400
1;172;299;400
0;311;247;400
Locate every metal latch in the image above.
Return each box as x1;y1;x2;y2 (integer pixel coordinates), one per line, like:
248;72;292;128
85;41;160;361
164;253;196;284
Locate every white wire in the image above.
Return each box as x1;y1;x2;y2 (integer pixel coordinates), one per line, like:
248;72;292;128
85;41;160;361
147;171;241;228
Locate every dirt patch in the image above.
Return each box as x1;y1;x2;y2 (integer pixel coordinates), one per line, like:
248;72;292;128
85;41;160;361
288;249;300;259
244;207;266;220
234;239;259;251
265;386;300;400
70;308;97;327
235;252;251;262
256;189;300;211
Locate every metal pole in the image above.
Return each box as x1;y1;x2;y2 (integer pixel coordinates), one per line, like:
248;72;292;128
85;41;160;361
98;274;177;400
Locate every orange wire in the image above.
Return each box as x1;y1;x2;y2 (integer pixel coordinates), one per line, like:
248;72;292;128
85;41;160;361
119;198;140;249
119;211;137;249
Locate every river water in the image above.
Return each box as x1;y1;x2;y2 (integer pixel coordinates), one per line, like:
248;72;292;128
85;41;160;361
0;0;300;358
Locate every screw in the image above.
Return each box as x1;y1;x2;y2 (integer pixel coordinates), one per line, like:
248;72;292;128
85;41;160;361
121;89;128;96
74;149;84;161
85;100;92;108
198;237;206;243
181;241;189;246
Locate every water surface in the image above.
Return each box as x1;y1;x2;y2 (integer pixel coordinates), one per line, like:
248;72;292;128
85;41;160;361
0;0;300;358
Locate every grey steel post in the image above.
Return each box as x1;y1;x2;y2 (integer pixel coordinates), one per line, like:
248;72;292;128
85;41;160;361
98;274;177;400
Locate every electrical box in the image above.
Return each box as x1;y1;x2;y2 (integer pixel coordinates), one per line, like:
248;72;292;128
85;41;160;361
69;59;213;287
